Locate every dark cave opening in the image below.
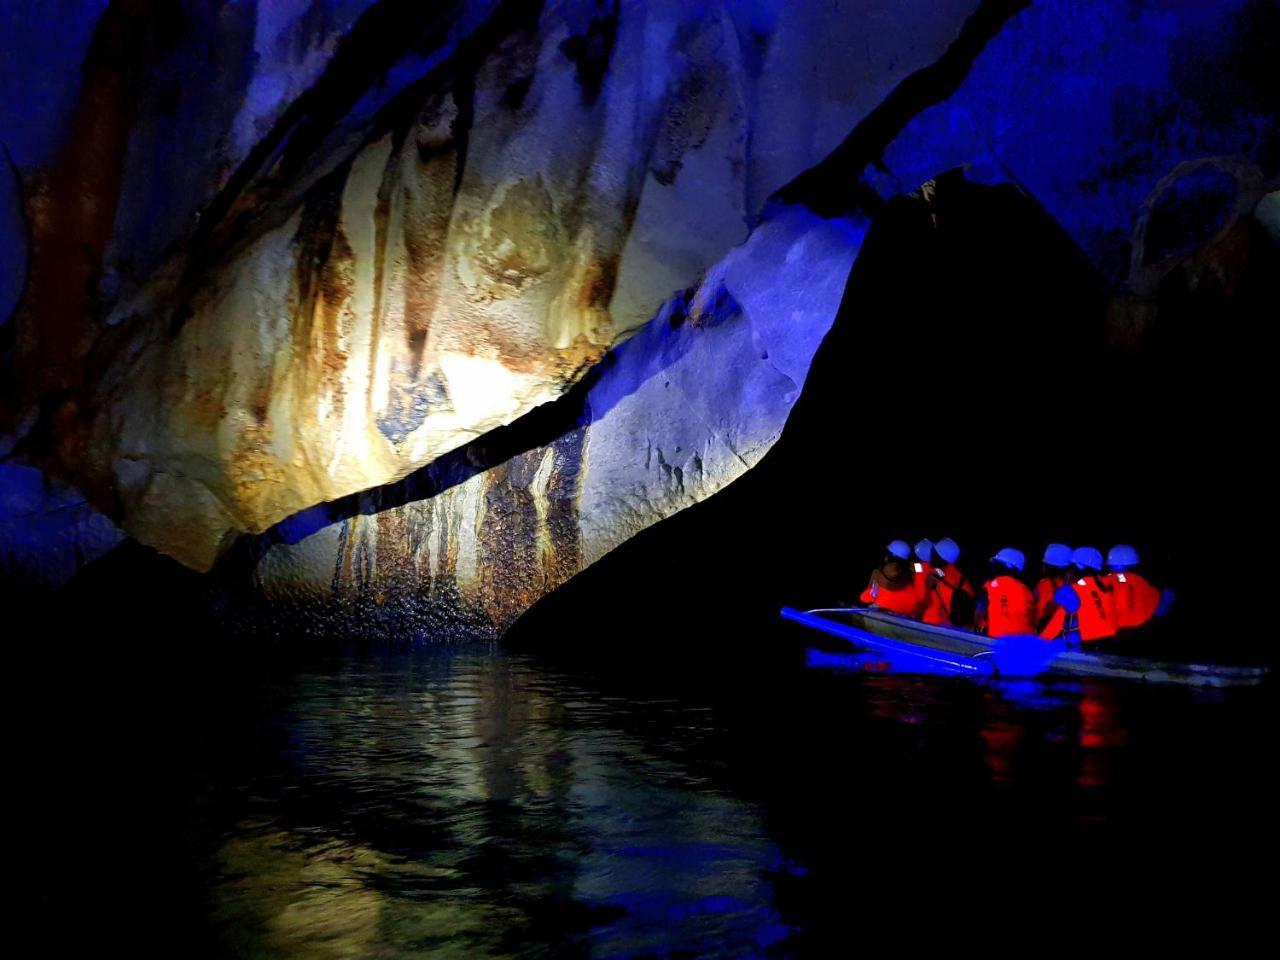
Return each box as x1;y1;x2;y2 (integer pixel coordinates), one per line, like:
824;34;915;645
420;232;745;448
510;170;1275;660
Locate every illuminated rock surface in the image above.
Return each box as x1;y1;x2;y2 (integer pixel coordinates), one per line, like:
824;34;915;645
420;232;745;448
1;0;1276;624
6;0;984;571
250;206;864;633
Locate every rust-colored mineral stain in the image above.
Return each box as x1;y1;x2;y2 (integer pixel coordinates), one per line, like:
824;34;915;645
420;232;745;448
13;2;161;409
319;230;356;398
184;359;233;432
373;507;417;594
290;181;356;413
401;146;458;375
366;137;402;414
336;516;360;596
473;177;558;295
579;253;620;314
249;373;272;425
467;432;588;631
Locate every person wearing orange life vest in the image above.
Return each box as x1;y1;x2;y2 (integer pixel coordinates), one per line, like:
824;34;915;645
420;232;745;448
977;547;1038;638
859;540;924;617
1103;545;1165;630
1039;546;1119;644
1034;543;1074;630
924;537;976;626
911;538;938;620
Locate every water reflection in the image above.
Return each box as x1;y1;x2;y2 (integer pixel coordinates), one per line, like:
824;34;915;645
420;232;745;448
201;650;791;958
804;650;1264;838
53;642;1262;957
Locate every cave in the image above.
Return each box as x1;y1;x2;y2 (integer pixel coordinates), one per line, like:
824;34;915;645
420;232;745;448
514;168;1278;661
3;1;1276;953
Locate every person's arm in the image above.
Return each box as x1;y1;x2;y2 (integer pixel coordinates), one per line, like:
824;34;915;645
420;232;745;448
1038;585;1080;640
974;591;989;632
1053;583;1081;612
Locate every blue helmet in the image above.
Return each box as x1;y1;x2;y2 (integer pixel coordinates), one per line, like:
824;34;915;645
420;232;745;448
1072;546;1104;571
887;540;912;560
1042;543;1073;568
991;547;1026;572
914;538;934;562
934;537;960;564
1107;544;1140;569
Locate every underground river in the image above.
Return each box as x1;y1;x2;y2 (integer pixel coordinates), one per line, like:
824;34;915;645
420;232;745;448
18;631;1271;956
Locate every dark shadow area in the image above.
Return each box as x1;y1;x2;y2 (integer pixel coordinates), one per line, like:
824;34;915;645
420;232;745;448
18;584;1272;956
509;169;1275;662
771;0;1032;218
497;169;1276;934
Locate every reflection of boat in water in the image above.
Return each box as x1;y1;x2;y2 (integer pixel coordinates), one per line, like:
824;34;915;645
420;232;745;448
782;607;1270;688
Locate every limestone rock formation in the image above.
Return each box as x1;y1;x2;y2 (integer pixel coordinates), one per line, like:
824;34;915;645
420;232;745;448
0;464;123;592
20;0;985;571
251;206;864;633
2;0;1276;634
234;0;1277;638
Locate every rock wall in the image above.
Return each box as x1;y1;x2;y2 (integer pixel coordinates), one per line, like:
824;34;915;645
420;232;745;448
2;0;1276;627
6;0;986;572
236;0;1278;639
249;206;864;635
0;463;123;594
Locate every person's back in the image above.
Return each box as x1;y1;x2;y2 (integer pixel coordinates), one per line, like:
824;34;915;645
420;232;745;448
1039;547;1119;643
980;548;1037;637
1034;543;1073;629
859;540;924;617
912;539;945;623
927;537;976;626
1102;545;1162;629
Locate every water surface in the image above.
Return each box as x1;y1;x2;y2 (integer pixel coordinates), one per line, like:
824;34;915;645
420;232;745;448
23;640;1271;956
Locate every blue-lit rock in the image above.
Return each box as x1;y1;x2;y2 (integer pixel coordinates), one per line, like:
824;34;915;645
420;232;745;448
872;0;1276;287
27;0;982;569
1;1;1274;632
0;464;123;590
252;205;865;629
0;142;23;327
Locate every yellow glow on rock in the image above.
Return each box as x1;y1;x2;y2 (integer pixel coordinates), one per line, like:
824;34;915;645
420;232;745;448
438;352;541;428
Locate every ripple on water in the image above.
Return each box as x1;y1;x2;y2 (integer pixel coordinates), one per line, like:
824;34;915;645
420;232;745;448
200;647;795;959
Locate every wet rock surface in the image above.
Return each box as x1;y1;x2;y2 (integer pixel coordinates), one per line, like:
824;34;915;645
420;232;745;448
2;1;1277;637
5;0;988;571
0;463;123;595
245;206;864;637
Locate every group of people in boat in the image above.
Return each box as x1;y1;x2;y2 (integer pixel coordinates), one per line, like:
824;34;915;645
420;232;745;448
860;538;1170;644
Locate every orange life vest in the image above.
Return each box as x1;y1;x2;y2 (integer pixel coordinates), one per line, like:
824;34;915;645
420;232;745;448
860;568;924;617
1034;573;1069;626
983;576;1037;637
923;563;975;625
1039;576;1119;642
1104;571;1161;629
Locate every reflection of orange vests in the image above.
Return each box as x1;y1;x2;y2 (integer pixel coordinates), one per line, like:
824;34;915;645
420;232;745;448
860;570;923;616
983;576;1037;637
1034;574;1069;625
924;563;975;625
1040;576;1119;642
1104;571;1161;629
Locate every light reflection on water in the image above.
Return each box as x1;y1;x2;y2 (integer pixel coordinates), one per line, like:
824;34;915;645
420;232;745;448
60;641;1265;957
202;650;792;959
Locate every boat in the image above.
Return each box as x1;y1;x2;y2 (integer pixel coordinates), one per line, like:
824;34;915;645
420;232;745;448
780;606;1270;688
